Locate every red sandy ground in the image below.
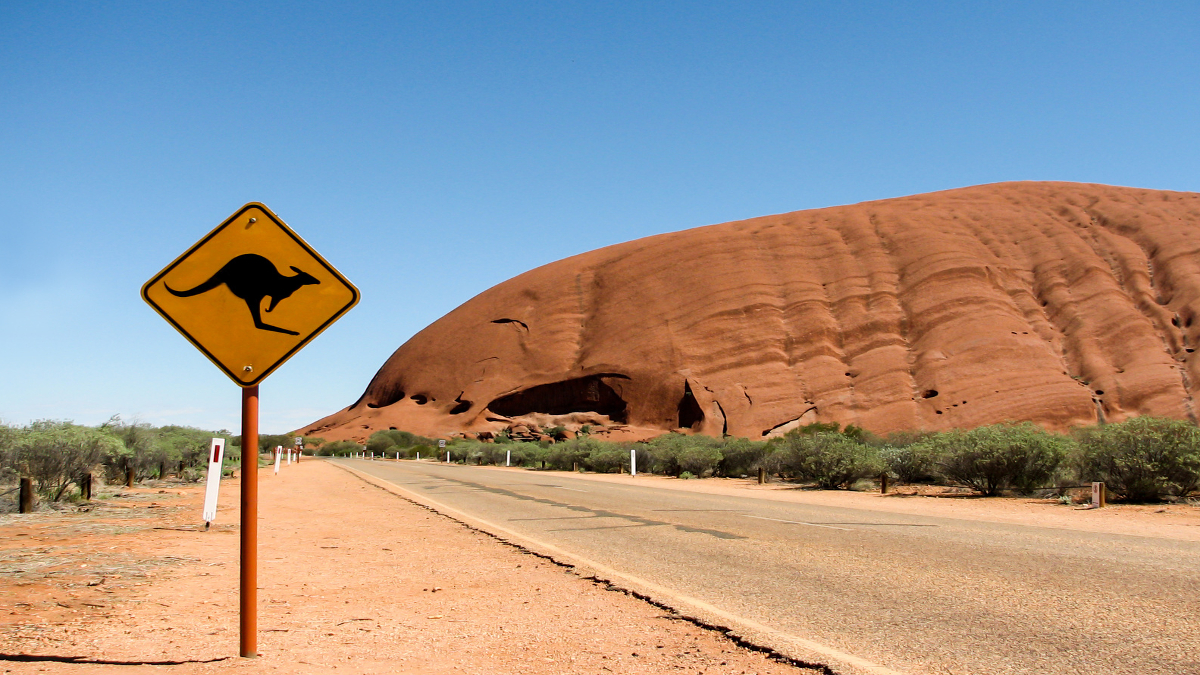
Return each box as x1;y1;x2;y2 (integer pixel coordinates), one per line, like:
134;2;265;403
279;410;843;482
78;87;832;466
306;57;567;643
0;461;816;675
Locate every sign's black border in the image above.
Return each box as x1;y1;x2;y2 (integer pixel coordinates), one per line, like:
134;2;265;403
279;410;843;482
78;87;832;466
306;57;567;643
141;202;360;388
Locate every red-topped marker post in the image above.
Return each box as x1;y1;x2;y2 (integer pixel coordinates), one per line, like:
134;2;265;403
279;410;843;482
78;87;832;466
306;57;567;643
142;203;359;657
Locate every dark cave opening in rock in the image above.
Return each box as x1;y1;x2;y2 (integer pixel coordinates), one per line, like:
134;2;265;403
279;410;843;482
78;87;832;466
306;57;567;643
487;374;629;422
449;395;472;415
365;388;406;408
678;381;704;430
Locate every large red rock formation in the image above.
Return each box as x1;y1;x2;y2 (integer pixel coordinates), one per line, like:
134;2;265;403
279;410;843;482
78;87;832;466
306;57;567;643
302;182;1200;442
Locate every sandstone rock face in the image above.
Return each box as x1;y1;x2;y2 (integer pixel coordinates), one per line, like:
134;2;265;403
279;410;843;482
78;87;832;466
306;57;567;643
303;182;1200;442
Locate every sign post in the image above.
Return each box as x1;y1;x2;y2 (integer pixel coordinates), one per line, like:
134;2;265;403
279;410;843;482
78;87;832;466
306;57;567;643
240;386;258;657
142;203;358;658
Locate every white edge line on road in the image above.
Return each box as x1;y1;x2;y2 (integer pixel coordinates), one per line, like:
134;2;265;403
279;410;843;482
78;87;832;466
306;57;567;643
335;461;907;675
744;515;854;531
549;485;587;492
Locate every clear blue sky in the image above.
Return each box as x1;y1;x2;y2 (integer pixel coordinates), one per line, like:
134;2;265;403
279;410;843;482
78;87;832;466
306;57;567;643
2;2;1198;434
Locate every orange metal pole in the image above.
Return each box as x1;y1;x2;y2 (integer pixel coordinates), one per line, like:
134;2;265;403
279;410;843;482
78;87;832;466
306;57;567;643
240;385;259;657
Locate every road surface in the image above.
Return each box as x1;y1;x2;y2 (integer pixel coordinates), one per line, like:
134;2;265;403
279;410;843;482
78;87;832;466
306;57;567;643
333;458;1200;675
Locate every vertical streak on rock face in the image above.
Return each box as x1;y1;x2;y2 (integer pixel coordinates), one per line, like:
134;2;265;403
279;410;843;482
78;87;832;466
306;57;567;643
302;182;1200;441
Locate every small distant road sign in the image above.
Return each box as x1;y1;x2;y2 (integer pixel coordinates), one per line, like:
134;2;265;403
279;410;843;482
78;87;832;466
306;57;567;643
438;439;447;448
294;436;303;446
142;203;359;387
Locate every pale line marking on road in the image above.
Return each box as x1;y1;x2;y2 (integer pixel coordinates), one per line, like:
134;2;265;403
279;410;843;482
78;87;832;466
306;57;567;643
743;515;853;531
340;463;906;675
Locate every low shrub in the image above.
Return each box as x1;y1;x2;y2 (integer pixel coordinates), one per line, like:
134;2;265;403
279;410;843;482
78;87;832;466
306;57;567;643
716;437;770;477
366;429;434;455
317;440;360;456
923;423;1069;496
1074;417;1200;501
584;443;629;473
447;440;482;463
498;442;541;467
646;434;723;477
771;431;881;489
879;442;939;484
547;438;594;471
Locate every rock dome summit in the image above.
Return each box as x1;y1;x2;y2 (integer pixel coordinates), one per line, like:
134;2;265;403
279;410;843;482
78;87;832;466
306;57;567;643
302;182;1200;442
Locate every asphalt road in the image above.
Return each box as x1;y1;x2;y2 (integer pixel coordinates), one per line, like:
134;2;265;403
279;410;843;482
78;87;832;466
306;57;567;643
334;458;1200;675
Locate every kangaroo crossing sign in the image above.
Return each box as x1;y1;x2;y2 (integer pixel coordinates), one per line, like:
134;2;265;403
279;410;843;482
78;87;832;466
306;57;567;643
142;203;359;386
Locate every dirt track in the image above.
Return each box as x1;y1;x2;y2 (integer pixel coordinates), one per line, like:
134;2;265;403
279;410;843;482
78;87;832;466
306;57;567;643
0;461;815;674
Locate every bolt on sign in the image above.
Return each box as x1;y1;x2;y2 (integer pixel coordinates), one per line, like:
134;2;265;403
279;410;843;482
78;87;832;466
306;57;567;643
142;203;359;386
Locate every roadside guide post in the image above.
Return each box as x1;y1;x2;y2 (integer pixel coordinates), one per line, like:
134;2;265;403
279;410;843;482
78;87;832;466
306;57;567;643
274;447;282;475
141;203;359;658
506;449;511;467
630;448;637;477
203;438;226;530
19;477;34;513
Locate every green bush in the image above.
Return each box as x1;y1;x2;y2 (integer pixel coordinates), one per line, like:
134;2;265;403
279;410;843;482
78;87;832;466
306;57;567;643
771;431;881;489
547;438;595;471
366;429;434;455
1074;417;1200;501
318;440;360;456
716;437;770;477
879;442;939;484
584;443;629;473
923;423;1069;496
646;434;723;477
446;440;480;463
6;421;125;500
495;442;538;467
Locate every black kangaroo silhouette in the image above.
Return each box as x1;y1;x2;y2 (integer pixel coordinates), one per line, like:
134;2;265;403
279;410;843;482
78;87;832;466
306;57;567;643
165;254;320;336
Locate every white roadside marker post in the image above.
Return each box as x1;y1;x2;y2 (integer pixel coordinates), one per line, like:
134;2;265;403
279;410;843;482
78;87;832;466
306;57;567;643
506;449;511;467
630;449;637;477
274;446;282;475
203;438;226;530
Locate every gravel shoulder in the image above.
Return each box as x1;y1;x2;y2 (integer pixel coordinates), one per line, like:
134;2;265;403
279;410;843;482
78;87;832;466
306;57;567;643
0;460;817;674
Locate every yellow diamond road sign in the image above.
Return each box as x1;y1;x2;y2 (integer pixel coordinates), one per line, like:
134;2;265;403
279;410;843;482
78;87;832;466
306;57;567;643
142;203;359;387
